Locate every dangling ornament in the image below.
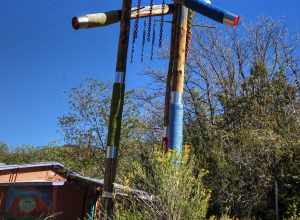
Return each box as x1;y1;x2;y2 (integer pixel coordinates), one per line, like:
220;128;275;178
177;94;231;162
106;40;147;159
141;18;147;62
159;0;166;48
147;0;154;42
130;0;142;63
151;22;156;60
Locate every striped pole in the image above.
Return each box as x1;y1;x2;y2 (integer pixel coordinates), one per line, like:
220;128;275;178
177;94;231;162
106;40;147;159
167;2;189;153
72;2;239;31
102;0;131;219
70;0;240;217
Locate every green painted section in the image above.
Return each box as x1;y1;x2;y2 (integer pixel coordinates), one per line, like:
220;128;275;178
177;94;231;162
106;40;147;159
107;82;125;147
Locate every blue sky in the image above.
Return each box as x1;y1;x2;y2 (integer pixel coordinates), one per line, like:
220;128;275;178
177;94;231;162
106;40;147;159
0;0;299;147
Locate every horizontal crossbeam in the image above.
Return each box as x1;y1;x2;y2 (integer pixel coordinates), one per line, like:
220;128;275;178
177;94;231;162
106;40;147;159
72;1;239;30
180;0;239;26
72;4;172;30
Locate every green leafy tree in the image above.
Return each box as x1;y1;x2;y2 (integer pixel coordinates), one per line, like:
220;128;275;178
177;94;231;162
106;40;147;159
0;142;8;162
144;17;300;218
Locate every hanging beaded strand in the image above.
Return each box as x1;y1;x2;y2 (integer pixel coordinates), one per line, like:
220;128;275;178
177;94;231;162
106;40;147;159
147;0;154;42
141;18;147;62
151;22;156;60
159;0;166;48
130;0;142;63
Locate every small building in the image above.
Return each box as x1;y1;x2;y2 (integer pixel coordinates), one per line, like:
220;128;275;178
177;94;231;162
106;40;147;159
0;162;150;220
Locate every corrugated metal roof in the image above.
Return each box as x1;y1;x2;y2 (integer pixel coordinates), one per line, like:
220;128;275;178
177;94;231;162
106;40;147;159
0;162;153;201
0;162;64;171
0;162;100;185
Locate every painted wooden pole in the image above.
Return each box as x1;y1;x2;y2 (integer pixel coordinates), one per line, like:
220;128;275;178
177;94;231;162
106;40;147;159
72;4;173;30
180;0;240;26
72;1;239;31
102;0;131;219
167;1;189;153
70;0;240;216
163;12;177;151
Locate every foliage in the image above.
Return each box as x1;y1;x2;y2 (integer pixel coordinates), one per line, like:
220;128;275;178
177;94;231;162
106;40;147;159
116;151;210;220
1;17;299;220
144;17;300;219
0;142;8;162
58;79;142;150
2;145;104;177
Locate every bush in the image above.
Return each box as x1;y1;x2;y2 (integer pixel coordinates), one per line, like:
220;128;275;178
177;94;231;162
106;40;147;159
116;151;210;220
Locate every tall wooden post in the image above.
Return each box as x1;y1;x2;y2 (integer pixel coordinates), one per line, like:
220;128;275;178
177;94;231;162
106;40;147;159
163;12;176;151
102;0;131;219
167;1;188;153
71;0;240;217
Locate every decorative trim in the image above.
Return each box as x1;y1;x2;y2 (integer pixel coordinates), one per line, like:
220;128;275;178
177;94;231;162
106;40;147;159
102;191;113;199
114;71;125;84
106;146;118;159
171;91;183;104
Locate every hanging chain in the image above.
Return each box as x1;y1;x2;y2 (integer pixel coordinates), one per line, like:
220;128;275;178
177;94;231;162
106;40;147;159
141;18;147;62
151;22;156;60
130;37;135;63
185;9;195;60
147;0;154;42
159;0;166;48
130;0;142;63
133;0;142;42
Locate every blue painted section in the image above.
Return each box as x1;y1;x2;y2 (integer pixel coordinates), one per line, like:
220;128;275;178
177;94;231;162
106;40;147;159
183;0;238;24
168;103;184;152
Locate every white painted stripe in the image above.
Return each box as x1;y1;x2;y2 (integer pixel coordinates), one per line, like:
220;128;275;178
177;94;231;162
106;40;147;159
114;71;125;83
106;145;118;159
102;191;114;198
171;91;183;104
76;16;90;28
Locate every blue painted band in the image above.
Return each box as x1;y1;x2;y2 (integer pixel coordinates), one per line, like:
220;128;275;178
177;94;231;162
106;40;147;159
168;103;184;152
106;145;118;159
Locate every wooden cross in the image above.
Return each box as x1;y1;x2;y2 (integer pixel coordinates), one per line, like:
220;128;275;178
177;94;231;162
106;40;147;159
72;1;239;219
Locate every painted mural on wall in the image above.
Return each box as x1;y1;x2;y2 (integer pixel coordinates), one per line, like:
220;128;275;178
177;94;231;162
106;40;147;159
4;186;52;220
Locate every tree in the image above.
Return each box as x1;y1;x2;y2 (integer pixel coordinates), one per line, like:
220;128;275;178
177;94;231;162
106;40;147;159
185;18;300;218
58;79;145;147
58;79;149;177
0;142;8;162
143;17;300;218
